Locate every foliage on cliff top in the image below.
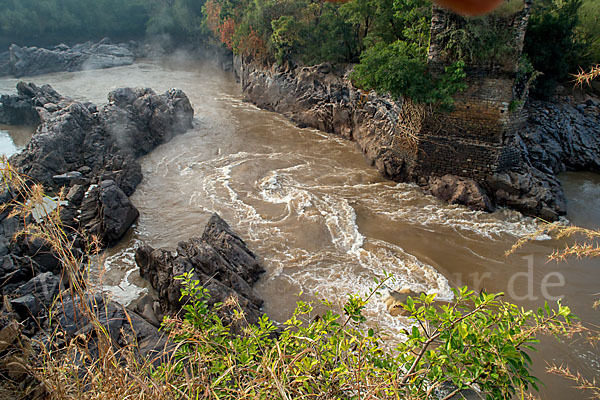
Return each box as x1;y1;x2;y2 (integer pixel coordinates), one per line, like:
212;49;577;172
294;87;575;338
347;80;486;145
524;0;596;98
350;41;467;109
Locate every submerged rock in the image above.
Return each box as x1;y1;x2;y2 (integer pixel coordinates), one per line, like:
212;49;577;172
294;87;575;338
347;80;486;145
135;214;265;327
5;39;135;78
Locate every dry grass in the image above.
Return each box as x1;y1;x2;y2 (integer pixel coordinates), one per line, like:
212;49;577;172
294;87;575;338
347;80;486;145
509;219;600;399
505;221;600;260
0;160;179;399
391;98;426;155
546;364;600;399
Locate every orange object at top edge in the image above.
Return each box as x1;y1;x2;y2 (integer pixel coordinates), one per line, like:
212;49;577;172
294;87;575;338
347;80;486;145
433;0;504;16
324;0;504;16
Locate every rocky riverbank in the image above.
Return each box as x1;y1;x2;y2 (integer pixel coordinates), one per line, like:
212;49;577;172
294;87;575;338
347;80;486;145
0;79;268;393
0;81;193;329
0;38;137;78
234;58;600;219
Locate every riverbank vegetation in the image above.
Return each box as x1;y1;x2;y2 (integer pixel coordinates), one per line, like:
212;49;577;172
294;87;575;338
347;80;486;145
1;0;598;100
0;164;580;399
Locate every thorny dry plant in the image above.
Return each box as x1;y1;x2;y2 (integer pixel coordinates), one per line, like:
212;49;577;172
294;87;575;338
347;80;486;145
391;98;426;155
508;219;600;399
573;64;600;87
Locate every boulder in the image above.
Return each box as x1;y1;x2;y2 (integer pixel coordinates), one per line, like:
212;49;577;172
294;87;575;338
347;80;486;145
429;175;495;212
200;214;265;284
52;171;87;186
135;214;265;327
487;168;566;220
53;293;170;364
10;272;61;320
79;181;139;245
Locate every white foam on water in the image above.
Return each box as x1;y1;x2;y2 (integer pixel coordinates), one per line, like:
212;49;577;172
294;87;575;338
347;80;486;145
350;182;546;240
99;240;148;306
249;163;454;330
102;269;148;306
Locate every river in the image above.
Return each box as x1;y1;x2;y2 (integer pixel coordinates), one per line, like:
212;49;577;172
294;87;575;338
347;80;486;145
0;58;598;399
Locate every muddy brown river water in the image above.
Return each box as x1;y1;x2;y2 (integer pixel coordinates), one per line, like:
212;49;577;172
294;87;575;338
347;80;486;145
1;58;598;399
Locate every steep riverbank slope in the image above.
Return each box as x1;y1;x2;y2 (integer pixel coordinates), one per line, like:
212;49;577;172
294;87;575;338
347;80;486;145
233;58;600;220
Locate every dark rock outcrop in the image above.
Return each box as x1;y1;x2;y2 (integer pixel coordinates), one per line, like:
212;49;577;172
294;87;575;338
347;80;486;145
0;82;193;247
429;175;494;212
235;59;600;219
0;82;193;336
79;180;140;245
7;83;193;195
5;38;135;78
52;293;170;364
135;214;265;327
521;100;600;174
10;272;62;323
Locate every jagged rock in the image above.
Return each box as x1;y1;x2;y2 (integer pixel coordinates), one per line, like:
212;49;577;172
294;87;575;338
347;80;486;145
53;293;170;363
66;184;86;206
132;293;161;327
0;82;56;125
428;175;495;212
487;168;567;220
135;214;265;326
10;272;61;320
0;255;37;294
7;39;135;78
16;236;60;275
52;171;87;185
201;214;265;284
522;100;600;174
7;83;193;194
79;181;139;244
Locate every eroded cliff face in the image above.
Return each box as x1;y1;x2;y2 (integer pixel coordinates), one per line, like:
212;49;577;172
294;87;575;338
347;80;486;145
234;57;600;220
236;59;418;182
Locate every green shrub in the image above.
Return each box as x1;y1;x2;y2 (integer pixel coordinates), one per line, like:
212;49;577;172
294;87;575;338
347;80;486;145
157;271;574;399
351;41;466;109
437;13;519;68
525;0;589;98
577;0;600;63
